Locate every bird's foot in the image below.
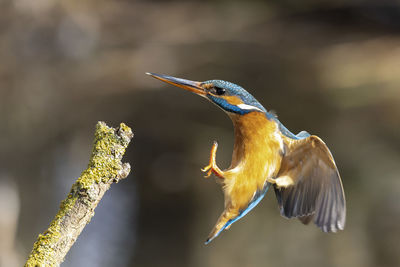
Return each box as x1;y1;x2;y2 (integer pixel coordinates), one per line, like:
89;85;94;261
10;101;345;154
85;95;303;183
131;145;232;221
267;176;294;188
201;141;224;179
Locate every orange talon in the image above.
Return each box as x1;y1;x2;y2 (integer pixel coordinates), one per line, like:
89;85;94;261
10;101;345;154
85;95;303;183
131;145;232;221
201;141;224;178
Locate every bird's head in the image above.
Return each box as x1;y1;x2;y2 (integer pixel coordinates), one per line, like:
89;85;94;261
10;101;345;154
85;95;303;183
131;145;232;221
147;73;266;115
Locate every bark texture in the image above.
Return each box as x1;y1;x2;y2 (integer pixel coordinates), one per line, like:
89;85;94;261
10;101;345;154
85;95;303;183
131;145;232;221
25;121;133;267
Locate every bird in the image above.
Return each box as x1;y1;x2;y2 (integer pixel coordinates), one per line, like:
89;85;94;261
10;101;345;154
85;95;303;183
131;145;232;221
146;72;346;244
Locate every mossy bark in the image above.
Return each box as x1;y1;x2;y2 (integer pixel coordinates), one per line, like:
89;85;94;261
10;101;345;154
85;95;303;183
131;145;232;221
25;121;133;267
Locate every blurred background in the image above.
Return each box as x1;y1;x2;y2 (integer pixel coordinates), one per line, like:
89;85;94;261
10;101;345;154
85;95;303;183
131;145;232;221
1;0;400;266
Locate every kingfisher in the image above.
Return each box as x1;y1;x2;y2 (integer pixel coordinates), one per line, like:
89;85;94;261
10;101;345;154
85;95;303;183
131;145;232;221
146;72;346;244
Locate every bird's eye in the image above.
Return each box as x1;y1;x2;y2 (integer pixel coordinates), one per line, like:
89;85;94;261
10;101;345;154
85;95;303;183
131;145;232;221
213;86;226;95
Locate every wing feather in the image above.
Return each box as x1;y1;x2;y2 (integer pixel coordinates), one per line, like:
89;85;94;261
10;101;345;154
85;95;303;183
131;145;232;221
274;135;346;232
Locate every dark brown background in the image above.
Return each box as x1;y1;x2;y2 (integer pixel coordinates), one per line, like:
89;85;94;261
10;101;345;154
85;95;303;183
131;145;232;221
1;1;400;266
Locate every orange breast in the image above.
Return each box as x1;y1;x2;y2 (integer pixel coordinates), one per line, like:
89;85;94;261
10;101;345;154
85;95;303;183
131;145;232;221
223;112;283;211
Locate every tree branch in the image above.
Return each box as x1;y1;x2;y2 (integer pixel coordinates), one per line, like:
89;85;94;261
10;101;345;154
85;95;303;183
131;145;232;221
25;121;134;267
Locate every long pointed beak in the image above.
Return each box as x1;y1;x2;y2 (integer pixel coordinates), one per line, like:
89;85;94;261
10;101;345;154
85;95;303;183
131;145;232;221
146;72;206;96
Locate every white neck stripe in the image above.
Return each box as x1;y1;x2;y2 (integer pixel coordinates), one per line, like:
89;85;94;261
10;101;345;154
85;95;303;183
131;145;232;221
237;103;263;112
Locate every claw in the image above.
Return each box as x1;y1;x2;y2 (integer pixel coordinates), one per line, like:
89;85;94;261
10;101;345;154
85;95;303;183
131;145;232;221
201;141;224;179
201;165;213;178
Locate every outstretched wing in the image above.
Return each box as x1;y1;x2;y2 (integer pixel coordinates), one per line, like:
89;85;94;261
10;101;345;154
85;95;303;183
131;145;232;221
274;134;346;232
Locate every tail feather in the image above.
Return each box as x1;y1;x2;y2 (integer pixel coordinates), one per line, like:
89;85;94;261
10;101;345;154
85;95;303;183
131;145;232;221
205;213;231;244
205;183;271;244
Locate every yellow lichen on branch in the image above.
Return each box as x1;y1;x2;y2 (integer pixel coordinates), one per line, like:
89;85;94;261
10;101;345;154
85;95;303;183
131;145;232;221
25;122;133;267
